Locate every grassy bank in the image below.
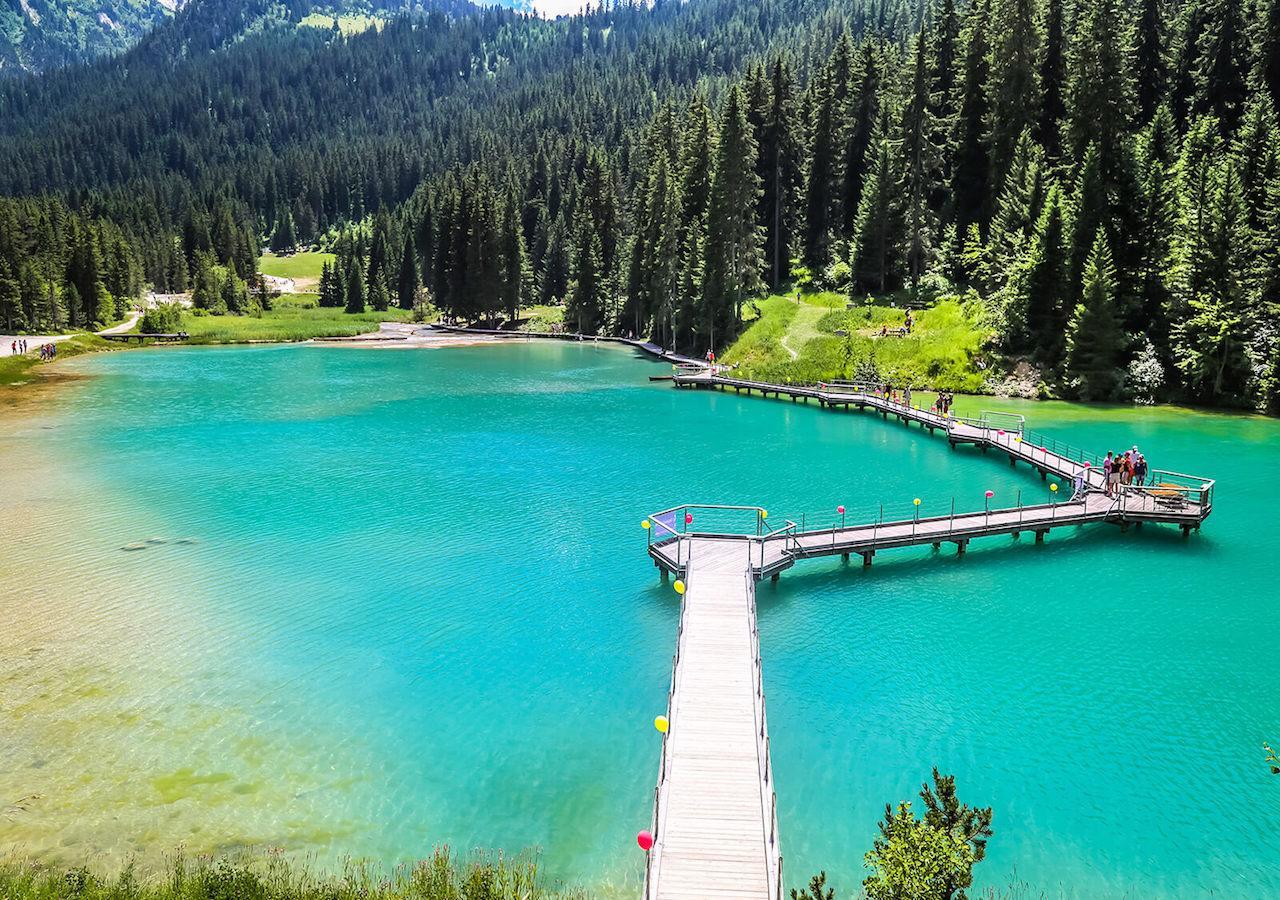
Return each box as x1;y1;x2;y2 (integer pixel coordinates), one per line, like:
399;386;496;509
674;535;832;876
179;295;413;343
0;335;126;388
721;292;994;392
0;850;587;900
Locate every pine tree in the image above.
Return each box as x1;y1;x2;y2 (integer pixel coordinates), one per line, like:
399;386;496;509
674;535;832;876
951;0;993;229
1194;0;1249;133
397;231;418;311
850;136;904;296
567;218;604;334
841;41;883;237
1173;158;1256;402
985;0;1041;185
1038;0;1068;154
760;57;802;288
499;196;527;325
1255;0;1280;108
899;33;943;295
703;86;764;349
802;66;843;270
989;131;1046;287
0;258;25;333
1132;0;1168;125
1065;0;1135;169
1065;229;1128;399
345;257;367;314
1000;183;1073;363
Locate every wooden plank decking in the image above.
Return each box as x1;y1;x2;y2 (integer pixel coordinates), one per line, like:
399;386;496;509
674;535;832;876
647;540;780;900
643;371;1213;898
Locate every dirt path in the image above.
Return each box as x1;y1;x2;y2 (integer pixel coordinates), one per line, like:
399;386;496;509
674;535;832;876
2;308;144;357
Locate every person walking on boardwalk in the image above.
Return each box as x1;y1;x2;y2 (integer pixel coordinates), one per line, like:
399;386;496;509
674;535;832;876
904;385;911;407
1103;451;1115;496
1134;453;1147;487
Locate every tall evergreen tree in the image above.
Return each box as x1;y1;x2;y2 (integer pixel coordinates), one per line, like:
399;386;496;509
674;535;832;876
986;0;1042;184
850;136;904;295
703;86;764;349
900;33;944;295
1065;229;1128;399
397;231;418;311
951;0;993;229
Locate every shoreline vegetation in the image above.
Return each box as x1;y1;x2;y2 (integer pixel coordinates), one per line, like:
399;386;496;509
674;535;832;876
0;850;587;900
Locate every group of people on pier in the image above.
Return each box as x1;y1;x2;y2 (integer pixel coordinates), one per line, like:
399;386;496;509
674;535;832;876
1103;448;1149;495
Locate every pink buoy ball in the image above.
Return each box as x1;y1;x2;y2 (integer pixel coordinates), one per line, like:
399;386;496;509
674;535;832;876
997;429;1005;436
684;513;693;525
1084;461;1092;468
837;505;845;514
637;830;654;851
985;490;994;498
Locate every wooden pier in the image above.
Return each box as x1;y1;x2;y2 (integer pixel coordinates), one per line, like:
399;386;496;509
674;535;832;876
645;541;781;899
642;373;1215;899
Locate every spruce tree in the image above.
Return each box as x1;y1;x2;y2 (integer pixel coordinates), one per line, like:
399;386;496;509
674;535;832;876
989;130;1046;287
951;0;993;229
1133;0;1168;126
567;219;604;334
394;233;417;312
850;136;904;296
1065;229;1128;399
802;67;843;270
1173;158;1255;402
345;257;367;314
1066;0;1135;168
1194;0;1250;133
761;57;802;288
0;258;25;333
703;86;764;349
986;0;1041;185
900;33;944;296
1038;0;1068;154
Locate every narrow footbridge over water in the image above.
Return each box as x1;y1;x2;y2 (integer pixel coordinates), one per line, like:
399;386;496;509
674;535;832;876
640;373;1215;899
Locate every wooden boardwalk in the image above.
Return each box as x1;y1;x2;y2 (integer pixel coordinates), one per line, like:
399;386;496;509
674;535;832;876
646;540;780;900
642;374;1215;899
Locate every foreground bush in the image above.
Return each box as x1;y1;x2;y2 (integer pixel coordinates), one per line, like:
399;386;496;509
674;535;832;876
0;848;587;900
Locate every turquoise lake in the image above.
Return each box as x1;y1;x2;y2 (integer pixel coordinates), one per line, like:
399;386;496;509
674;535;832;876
2;341;1279;897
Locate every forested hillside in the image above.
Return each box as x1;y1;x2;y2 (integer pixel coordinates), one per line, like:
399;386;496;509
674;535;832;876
0;0;177;76
2;0;1279;412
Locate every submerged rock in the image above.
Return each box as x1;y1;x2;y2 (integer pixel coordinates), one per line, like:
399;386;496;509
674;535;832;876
120;542;148;552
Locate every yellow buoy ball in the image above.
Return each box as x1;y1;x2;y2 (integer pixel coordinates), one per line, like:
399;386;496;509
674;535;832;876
913;498;921;506
642;519;651;530
761;510;768;520
673;579;686;595
654;715;669;734
1050;483;1059;492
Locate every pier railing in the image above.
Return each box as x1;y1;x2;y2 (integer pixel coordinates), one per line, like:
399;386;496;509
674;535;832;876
746;567;783;900
645;557;694;899
1115;469;1215;517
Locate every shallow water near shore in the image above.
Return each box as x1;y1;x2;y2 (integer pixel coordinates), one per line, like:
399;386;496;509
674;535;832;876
2;342;1279;896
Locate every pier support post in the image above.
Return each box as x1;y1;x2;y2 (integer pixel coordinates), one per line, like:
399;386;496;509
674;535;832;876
1009;455;1016;467
956;539;968;556
1181;523;1192;537
932;542;940;549
1035;530;1047;544
862;551;874;567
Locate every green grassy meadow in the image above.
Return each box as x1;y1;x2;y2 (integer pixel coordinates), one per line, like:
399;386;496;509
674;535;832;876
299;12;383;35
258;251;336;291
179;294;412;343
721;291;994;391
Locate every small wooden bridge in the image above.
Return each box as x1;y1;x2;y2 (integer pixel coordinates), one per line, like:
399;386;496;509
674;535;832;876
641;372;1215;900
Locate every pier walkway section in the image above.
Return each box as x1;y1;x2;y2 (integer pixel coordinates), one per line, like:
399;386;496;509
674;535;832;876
644;539;780;900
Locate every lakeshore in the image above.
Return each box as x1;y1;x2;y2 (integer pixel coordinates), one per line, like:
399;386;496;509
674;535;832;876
2;340;1278;896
